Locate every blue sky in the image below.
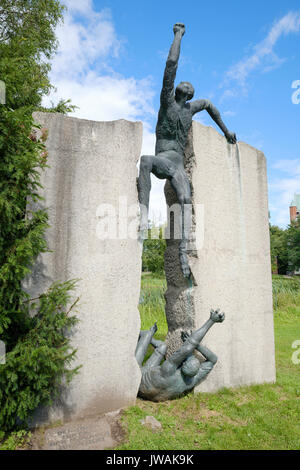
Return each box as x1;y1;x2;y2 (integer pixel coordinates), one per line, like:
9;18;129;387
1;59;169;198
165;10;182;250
46;0;300;227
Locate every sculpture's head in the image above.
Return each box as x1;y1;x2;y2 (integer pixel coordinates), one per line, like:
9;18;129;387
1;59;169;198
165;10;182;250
181;355;200;377
175;81;195;102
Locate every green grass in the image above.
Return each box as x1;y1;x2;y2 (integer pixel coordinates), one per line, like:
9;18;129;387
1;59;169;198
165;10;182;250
139;273;168;337
273;275;300;311
117;274;300;450
0;430;31;451
1;274;299;450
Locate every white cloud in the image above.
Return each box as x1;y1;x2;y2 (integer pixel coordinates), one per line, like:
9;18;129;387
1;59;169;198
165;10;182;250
49;73;154;122
44;2;167;224
148;177;167;225
52;6;121;79
45;3;155;123
223;110;237;117
139;123;166;224
63;0;94;16
218;11;300;227
272;158;300;176
221;11;300;100
269;158;300;227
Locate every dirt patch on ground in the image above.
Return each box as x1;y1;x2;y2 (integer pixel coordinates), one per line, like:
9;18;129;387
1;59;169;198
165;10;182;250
110;410;126;443
198;408;220;419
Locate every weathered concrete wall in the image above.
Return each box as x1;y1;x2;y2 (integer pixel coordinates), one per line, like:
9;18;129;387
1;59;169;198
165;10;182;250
26;113;143;424
164;121;276;392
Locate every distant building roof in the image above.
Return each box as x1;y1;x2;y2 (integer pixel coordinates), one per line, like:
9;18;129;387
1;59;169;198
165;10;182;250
290;193;300;210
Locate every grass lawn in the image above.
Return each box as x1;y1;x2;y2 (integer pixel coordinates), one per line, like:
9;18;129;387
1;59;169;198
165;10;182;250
116;274;300;450
1;275;299;450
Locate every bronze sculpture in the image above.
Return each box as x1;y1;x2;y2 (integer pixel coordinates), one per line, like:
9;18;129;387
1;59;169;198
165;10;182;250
138;23;237;278
135;309;225;401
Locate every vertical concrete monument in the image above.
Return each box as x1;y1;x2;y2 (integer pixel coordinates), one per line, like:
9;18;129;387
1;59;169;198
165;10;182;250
137;23;275;399
26;112;143;423
26;20;275;416
164;121;276;392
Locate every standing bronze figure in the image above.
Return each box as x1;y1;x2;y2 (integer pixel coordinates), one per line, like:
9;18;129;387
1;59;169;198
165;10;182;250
138;23;237;278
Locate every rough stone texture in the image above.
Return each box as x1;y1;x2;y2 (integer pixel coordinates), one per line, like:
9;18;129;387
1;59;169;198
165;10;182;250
140;416;162;432
164;123;199;358
164;121;276;391
26;112;143;424
32;410;124;450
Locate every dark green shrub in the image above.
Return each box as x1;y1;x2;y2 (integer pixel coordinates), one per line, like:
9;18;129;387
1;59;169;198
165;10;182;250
0;0;80;432
0;281;80;431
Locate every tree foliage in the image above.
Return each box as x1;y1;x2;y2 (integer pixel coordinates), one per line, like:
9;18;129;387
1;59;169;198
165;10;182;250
269;224;289;274
0;0;64;109
270;220;300;274
0;281;80;431
287;219;300;271
0;0;79;431
142;225;166;275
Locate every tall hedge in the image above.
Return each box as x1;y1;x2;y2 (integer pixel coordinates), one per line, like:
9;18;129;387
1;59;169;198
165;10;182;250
0;0;79;431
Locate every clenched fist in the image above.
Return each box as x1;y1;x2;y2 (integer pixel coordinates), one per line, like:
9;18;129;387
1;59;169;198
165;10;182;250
173;23;185;36
210;308;225;323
